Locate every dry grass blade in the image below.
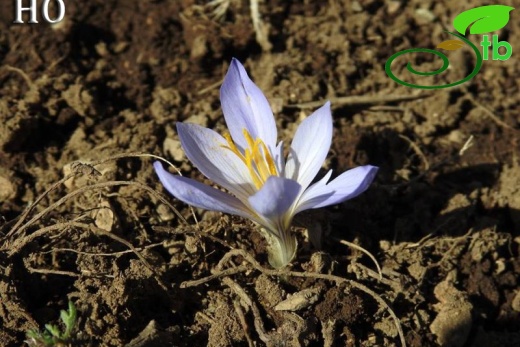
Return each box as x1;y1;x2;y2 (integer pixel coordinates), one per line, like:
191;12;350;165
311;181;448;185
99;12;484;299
334;237;383;281
181;249;407;347
5;171;79;238
224;277;269;344
5;152;192;242
386;134;475;191
4;180;184;254
467;96;518;131
153;225;233;249
288;93;432;109
1;152;195;294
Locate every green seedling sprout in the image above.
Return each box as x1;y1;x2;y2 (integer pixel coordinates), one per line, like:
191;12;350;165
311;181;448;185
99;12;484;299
26;301;77;347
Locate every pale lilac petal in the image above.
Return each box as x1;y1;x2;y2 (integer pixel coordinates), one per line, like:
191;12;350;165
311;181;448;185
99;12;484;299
248;176;301;232
220;58;277;150
177;122;256;199
295;165;378;213
273;141;285;175
285;102;332;190
154;162;254;219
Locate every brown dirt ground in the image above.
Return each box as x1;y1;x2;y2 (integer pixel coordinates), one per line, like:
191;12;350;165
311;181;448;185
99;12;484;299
1;0;519;346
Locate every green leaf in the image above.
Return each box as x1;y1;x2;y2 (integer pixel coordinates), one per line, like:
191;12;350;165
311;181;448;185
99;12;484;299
453;5;514;35
44;323;61;338
26;329;55;346
26;301;78;346
61;301;77;338
25;330;41;340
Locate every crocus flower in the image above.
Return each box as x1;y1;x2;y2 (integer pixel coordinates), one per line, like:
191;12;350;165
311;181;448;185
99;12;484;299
154;58;378;268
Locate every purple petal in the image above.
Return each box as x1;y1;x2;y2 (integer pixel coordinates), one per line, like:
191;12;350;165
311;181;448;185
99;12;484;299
177;122;256;199
248;176;301;231
220;58;277;151
295;165;378;213
273;141;285;175
154;162;254;219
285;102;332;190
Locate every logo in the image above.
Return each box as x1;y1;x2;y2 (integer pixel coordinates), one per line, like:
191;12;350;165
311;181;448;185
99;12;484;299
385;5;514;89
13;0;65;24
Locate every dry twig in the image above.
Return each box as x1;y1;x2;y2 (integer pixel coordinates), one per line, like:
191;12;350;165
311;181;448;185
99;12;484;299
181;248;407;347
467;96;517;131
288;93;432;109
333;237;383;280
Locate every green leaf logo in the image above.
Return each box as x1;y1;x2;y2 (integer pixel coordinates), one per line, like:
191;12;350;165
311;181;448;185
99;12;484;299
436;39;464;51
453;5;514;35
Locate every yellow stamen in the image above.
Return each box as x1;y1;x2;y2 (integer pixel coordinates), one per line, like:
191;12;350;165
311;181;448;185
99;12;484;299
244;148;263;188
243;129;255;150
222;132;243;159
221;128;279;189
260;142;278;176
252;139;271;181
